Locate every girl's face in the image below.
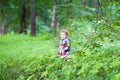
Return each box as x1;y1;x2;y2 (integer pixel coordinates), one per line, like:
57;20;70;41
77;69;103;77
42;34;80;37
60;32;67;39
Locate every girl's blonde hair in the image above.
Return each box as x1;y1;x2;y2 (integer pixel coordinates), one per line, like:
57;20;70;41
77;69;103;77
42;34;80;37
60;29;69;36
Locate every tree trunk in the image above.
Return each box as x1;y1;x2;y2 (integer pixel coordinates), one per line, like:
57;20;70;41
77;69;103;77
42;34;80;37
18;3;27;34
0;23;3;34
67;0;72;27
30;0;36;36
82;0;87;10
94;0;97;8
0;5;3;34
51;0;57;37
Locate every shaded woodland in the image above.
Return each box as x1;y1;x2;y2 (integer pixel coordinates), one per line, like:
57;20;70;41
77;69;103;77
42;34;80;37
0;0;120;80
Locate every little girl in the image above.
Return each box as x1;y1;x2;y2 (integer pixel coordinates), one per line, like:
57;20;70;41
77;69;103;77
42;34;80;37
58;29;70;58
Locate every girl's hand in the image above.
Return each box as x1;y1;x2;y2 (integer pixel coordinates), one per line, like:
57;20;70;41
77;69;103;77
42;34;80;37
62;50;65;54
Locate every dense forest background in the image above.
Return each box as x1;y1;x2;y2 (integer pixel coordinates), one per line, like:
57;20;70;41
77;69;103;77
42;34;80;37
0;0;120;80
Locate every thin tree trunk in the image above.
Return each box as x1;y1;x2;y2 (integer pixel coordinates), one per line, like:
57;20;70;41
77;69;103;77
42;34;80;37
0;5;3;34
30;0;36;36
94;0;97;8
67;0;72;27
0;23;3;34
18;3;27;34
82;0;87;10
51;0;57;37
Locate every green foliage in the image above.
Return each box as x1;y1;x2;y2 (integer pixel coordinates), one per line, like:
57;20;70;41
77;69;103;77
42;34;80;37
0;0;120;80
0;31;120;80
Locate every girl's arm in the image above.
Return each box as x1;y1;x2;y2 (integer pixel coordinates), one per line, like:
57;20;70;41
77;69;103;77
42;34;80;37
64;39;70;50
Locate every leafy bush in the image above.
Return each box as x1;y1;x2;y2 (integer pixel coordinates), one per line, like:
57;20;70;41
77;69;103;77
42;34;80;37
0;1;120;79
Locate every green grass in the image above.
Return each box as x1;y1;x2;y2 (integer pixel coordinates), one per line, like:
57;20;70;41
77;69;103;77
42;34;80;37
0;34;59;80
0;34;57;59
0;34;120;80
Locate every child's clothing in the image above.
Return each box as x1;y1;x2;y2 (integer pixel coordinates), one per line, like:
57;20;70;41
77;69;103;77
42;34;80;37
58;38;70;58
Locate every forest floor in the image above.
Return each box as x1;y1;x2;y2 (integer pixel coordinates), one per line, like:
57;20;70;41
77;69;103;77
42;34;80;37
0;34;57;59
0;34;120;80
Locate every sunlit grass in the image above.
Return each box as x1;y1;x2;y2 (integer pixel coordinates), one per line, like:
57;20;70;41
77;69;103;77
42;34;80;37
0;34;57;60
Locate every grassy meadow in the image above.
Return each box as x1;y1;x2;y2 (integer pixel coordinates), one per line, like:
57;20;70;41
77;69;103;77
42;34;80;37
0;30;120;80
0;34;58;80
